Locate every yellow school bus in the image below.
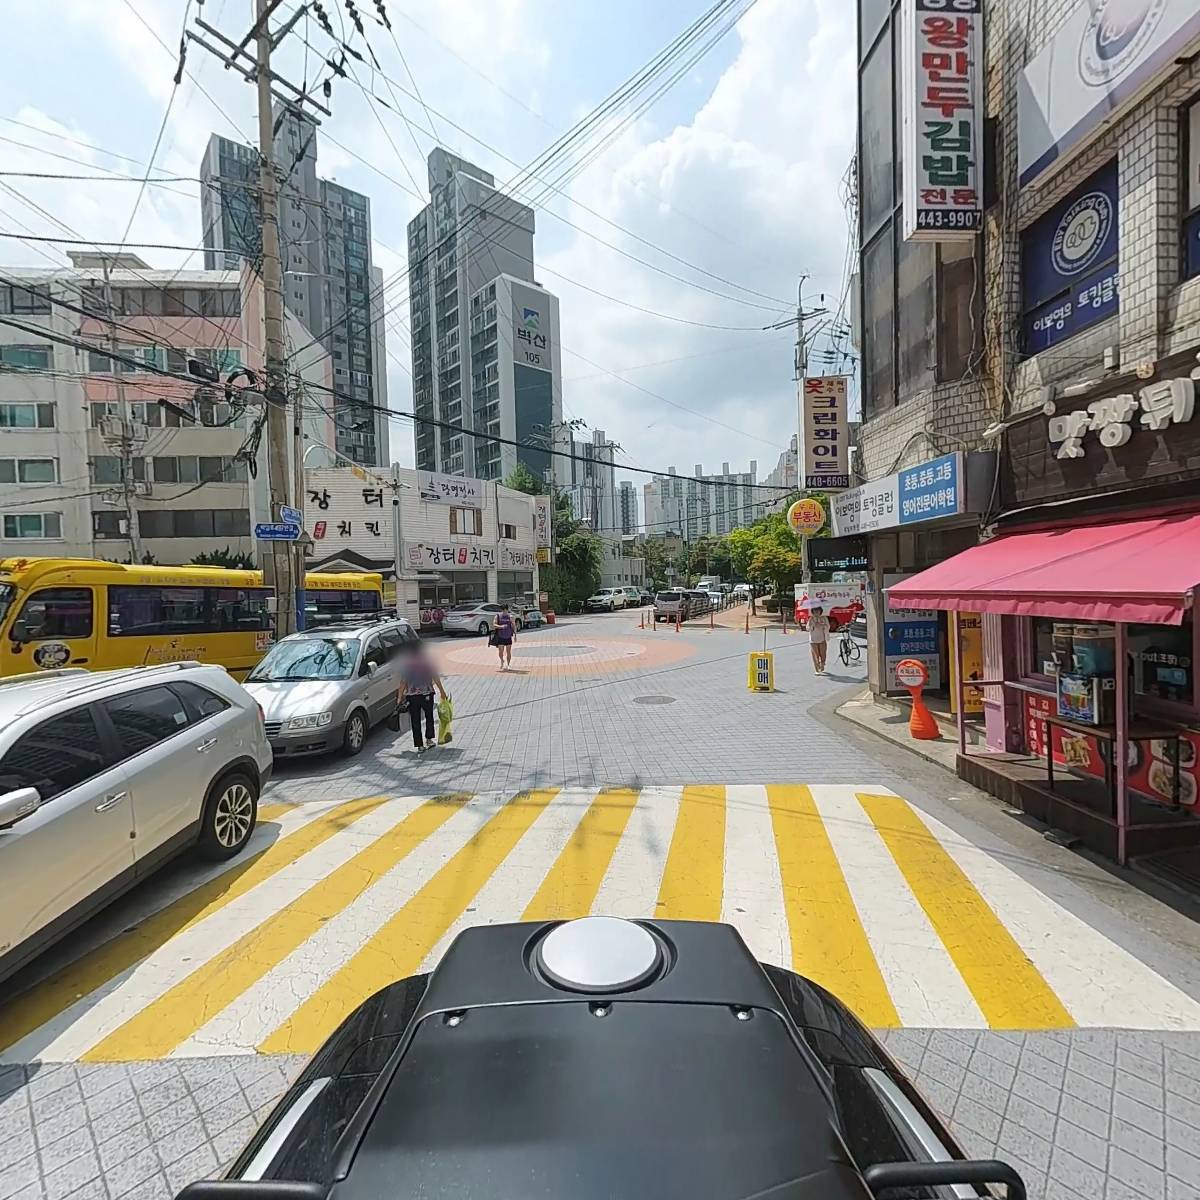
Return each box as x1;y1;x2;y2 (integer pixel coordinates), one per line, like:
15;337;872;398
0;558;384;679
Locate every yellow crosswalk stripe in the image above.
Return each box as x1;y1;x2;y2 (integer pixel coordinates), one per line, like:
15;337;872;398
0;795;389;1055
768;785;900;1028
258;789;560;1056
655;785;726;921
857;791;1074;1030
522;788;639;921
80;796;468;1062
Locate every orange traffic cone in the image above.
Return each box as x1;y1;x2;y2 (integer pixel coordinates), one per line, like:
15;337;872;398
909;694;941;740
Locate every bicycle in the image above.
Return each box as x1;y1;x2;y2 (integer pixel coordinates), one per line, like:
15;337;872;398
837;624;862;667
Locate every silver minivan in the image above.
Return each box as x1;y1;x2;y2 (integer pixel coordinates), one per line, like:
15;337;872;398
0;663;272;984
243;618;418;757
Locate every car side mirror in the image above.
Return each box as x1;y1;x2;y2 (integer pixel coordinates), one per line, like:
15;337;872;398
9;619;30;644
367;660;380;677
0;787;40;830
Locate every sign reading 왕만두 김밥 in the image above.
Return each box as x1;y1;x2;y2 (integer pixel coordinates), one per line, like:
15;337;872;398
900;0;984;241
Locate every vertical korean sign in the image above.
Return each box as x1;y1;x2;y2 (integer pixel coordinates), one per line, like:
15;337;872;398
533;494;552;565
799;375;850;490
901;0;983;242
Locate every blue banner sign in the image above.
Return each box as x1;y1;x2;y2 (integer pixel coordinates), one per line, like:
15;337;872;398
255;522;301;541
898;453;960;525
1021;162;1118;352
884;621;939;657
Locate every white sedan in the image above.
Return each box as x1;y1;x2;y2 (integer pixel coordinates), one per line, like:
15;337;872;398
586;589;628;611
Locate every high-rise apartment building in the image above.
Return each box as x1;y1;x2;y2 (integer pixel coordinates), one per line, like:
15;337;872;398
200;111;389;466
643;461;774;542
407;148;562;481
565;429;618;533
618;480;638;535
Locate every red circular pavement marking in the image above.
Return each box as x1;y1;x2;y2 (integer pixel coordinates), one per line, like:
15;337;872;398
432;632;696;676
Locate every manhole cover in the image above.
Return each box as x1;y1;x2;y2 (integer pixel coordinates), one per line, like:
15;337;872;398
633;695;676;705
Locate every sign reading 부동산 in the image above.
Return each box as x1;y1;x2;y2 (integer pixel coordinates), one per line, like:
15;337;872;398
900;0;984;241
799;375;850;490
1018;0;1200;187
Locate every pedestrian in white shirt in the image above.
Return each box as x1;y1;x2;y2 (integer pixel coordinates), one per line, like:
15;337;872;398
807;603;830;675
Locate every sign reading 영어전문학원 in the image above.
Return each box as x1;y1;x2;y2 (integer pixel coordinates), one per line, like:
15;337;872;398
417;471;484;509
897;452;961;524
900;0;984;241
799;375;850;490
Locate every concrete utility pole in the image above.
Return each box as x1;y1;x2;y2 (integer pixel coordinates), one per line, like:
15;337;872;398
99;257;144;563
254;0;299;637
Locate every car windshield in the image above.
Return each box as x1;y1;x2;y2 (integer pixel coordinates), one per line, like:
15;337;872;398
0;583;14;629
657;593;681;601
247;637;359;681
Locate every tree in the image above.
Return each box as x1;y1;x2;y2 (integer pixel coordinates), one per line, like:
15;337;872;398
748;541;804;600
540;490;603;610
192;547;256;570
635;538;672;591
687;534;732;581
503;462;544;495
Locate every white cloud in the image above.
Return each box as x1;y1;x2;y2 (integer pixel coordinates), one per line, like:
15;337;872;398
541;0;855;488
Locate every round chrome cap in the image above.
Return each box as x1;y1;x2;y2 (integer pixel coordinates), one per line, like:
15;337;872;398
536;916;662;993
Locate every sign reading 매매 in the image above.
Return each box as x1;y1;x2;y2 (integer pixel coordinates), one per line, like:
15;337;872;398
900;0;984;241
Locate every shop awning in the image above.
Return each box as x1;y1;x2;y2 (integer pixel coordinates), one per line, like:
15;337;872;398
888;512;1200;625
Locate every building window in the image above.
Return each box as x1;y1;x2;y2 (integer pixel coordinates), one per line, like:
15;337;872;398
1184;97;1200;281
137;509;250;538
0;284;51;314
2;512;62;539
92;511;126;539
1021;161;1119;355
499;523;517;540
0;403;54;429
0;345;51;370
0;458;56;484
92;456;146;484
449;506;482;536
152;456;244;484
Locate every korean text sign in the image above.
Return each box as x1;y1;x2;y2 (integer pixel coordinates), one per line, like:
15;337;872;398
799;375;850;490
533;495;552;549
1022;161;1118;354
404;541;496;571
898;453;961;524
417;471;483;510
901;0;984;241
830;477;899;537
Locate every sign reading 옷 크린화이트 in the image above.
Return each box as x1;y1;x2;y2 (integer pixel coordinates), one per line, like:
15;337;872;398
799;376;850;490
900;0;984;241
1018;0;1200;188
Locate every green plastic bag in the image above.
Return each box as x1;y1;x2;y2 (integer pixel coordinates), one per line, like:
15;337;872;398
437;695;454;744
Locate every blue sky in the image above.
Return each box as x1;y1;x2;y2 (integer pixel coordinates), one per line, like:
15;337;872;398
1;0;855;501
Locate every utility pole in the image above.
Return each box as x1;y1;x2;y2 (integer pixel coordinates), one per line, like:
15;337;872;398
254;0;299;637
99;257;144;563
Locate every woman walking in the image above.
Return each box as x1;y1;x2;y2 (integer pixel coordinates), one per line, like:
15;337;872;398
806;601;830;676
397;641;448;752
493;603;516;671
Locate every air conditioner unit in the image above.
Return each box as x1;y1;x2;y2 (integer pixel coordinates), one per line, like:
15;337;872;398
98;416;130;442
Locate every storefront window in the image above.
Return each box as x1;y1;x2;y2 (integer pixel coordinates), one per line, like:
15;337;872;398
1029;618;1059;678
1183;97;1200;281
1130;616;1195;707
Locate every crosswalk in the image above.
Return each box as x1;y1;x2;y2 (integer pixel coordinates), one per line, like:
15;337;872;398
3;784;1200;1064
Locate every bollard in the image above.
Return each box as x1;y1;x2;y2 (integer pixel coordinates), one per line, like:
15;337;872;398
640;609;645;630
709;608;714;631
744;608;750;635
675;612;681;632
896;658;940;740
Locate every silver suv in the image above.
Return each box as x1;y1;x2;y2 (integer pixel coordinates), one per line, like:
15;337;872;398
0;663;271;985
244;618;418;757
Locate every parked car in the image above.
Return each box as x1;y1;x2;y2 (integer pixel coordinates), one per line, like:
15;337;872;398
520;608;547;629
637;588;654;606
849;611;867;640
0;662;272;984
621;586;650;607
586;588;628;612
733;583;752;599
654;589;689;622
703;588;724;611
244;618;418;757
686;589;712;615
441;601;514;636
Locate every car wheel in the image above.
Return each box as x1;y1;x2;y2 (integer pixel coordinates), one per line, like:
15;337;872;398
343;708;368;756
198;770;259;861
478;620;490;636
